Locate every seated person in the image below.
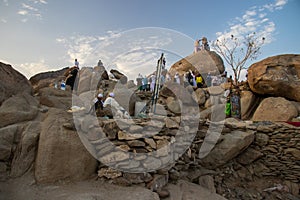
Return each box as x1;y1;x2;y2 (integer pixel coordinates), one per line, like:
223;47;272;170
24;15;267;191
88;93;104;116
103;92;131;119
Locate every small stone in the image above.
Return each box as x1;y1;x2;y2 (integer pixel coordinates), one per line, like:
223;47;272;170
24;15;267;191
157;188;170;198
127;140;146;147
100;151;130;165
98;167;122;179
165;118;180;129
118;131;143;140
144;138;157;149
198;175;216;193
255;133;269;147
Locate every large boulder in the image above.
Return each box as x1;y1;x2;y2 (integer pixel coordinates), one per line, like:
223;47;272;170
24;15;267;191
77;67;109;94
35;108;98;183
240;90;261;120
110;69;128;84
38;87;72;109
169;51;225;77
0;124;23;161
0;62;33;106
0;93;39;128
200;130;255;169
29;67;69;92
252;97;298;121
113;85;138;116
248;54;300;102
10;122;40;177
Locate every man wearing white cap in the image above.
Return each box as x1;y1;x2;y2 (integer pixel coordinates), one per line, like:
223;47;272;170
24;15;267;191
88;93;104;115
95;93;104;110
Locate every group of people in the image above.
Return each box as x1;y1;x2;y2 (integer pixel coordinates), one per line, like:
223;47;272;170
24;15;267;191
194;37;210;53
136;71;171;92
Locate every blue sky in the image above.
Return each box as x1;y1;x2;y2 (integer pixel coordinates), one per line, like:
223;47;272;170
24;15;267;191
0;0;299;80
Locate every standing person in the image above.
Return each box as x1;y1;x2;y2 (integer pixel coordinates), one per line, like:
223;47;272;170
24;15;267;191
174;72;180;84
136;73;143;91
194;39;200;53
201;37;210;51
195;73;204;88
211;75;217;86
162;57;166;69
97;60;104;67
150;74;156;92
191;71;197;87
142;75;148;91
166;73;171;82
65;66;79;90
74;59;79;68
206;72;212;87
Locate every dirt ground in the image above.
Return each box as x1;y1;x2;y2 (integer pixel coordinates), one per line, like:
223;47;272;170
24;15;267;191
0;173;159;200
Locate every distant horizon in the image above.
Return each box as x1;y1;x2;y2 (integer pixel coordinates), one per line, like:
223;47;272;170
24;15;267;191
0;0;299;80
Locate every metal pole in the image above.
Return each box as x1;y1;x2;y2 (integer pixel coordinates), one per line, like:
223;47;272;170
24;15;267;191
152;53;164;113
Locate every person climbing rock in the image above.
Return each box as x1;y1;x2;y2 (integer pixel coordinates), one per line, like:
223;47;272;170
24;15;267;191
65;66;79;90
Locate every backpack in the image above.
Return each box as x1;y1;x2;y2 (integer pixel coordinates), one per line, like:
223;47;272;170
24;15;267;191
196;76;203;83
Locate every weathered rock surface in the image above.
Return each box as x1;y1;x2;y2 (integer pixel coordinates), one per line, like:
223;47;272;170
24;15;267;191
192;88;206;105
0;93;39;128
200;104;226;122
0;62;33;106
165;180;227;200
240;90;261;120
29;67;69;92
113;85;138;116
200;130;255;169
248;54;300;102
38;87;72;109
169;51;225;77
110;69;128;84
252;97;298;121
35;108;98;183
0;124;22;161
10;122;40;177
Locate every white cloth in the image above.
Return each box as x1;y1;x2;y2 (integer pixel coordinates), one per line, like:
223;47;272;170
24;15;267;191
103;97;131;119
174;74;180;84
150;75;156;92
103;97;123;111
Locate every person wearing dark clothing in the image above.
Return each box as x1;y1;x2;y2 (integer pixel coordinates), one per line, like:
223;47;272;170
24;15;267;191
94;93;104;110
66;66;79;90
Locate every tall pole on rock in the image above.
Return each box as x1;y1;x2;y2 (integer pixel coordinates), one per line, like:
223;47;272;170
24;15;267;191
152;53;164;113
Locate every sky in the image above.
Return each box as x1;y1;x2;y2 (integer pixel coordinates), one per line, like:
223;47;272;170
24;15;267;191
0;0;299;81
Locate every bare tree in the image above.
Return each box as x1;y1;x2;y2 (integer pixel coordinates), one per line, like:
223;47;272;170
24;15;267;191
212;33;265;85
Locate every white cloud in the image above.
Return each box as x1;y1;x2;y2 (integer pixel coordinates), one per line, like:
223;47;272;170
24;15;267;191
17;1;46;22
275;0;288;7
29;0;47;4
18;10;28;15
214;0;288;80
17;59;53;78
22;3;38;11
264;0;288;11
1;18;7;23
56;28;193;80
216;0;288;45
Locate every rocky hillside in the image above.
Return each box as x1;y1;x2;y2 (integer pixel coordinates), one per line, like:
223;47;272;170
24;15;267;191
0;53;299;200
